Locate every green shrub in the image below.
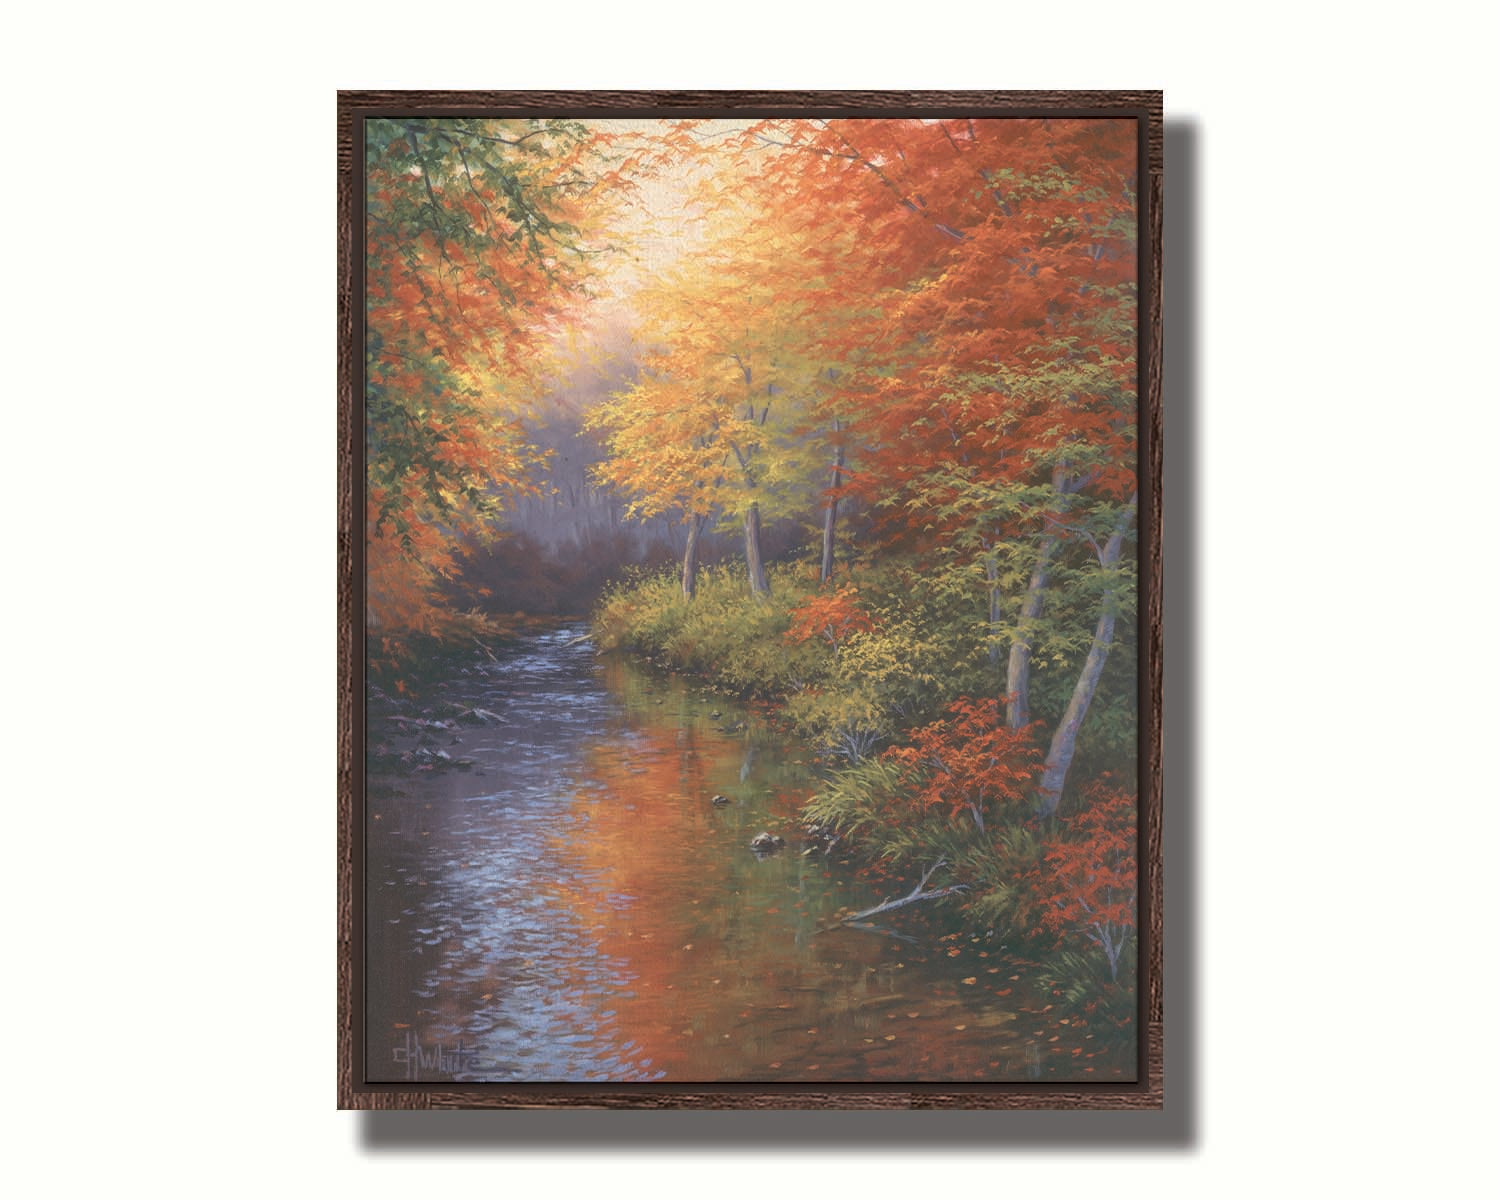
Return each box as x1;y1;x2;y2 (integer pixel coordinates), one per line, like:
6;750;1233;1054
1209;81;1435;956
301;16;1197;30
593;562;826;695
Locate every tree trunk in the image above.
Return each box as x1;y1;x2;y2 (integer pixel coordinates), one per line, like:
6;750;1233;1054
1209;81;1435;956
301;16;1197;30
681;514;705;599
986;554;1002;669
819;421;845;584
1035;496;1137;818
743;501;770;596
1006;533;1058;729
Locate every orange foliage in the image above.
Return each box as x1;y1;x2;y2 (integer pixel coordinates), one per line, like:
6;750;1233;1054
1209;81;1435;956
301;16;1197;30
884;698;1042;831
728;118;1140;547
585;173;841;533
1029;776;1138;979
588;118;1138;581
784;584;875;651
364;119;614;646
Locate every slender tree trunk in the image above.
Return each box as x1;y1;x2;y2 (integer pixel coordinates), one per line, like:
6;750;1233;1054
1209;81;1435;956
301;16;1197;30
820;421;845;584
1006;533;1058;729
681;513;705;600
743;500;770;596
1036;496;1137;818
986;553;1003;669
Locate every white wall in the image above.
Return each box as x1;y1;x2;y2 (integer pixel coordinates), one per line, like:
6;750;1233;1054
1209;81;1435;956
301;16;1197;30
6;2;1494;1196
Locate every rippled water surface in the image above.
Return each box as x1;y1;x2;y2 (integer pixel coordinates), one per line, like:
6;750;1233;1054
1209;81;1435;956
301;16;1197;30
365;624;1132;1083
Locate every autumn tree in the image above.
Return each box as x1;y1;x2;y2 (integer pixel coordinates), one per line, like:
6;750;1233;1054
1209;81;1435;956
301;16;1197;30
733;117;1140;814
1031;777;1138;981
364;118;610;660
588;175;836;599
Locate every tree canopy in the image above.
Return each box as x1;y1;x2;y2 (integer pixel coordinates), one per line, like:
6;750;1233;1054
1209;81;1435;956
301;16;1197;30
364;114;1142;977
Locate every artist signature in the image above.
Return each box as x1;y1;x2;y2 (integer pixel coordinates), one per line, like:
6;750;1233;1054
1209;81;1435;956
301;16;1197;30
391;1030;484;1080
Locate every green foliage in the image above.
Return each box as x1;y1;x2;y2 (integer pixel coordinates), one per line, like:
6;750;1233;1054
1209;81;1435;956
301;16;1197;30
801;757;912;851
954;823;1047;931
595;552;1015;764
803;739;1051;939
1038;944;1137;1027
784;609;953;761
594;563;824;695
592;533;1136;813
364;117;598;536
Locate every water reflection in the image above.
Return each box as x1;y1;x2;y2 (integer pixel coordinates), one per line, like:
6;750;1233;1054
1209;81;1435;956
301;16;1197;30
365;624;1131;1083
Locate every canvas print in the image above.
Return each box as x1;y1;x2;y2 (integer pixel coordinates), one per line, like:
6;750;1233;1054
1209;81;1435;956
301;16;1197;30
359;109;1144;1086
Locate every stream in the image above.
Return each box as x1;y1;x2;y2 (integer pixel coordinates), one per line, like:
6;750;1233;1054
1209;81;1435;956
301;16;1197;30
364;623;1132;1084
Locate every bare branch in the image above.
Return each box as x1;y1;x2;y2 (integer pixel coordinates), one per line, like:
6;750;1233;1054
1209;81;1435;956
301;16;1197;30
837;858;963;923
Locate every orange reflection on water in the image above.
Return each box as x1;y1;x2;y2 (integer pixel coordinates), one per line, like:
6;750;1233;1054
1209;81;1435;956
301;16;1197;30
540;660;1042;1083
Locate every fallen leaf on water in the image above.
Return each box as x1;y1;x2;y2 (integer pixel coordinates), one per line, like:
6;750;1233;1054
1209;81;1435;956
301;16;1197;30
769;1062;782;1069
954;1024;968;1031
884;1035;896;1042
907;1012;920;1019
682;944;694;950
393;1023;410;1029
1048;1036;1060;1042
961;977;977;985
995;988;1012;996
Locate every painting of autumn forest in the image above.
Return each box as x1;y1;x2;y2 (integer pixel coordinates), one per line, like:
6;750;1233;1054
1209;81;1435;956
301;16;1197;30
359;109;1146;1087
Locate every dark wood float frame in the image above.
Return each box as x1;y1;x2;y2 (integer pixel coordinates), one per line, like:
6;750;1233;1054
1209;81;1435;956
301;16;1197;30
338;89;1164;1111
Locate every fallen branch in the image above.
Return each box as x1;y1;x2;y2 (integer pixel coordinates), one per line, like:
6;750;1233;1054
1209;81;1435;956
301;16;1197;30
839;859;968;923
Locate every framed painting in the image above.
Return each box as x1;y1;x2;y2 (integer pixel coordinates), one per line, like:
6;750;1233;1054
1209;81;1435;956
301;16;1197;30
338;90;1163;1109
